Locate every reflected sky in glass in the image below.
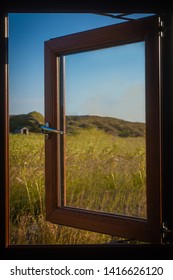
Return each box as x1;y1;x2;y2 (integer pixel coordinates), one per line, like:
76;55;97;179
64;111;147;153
66;42;145;122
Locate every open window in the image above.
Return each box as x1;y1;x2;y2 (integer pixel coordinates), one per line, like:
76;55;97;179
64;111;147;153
43;16;161;243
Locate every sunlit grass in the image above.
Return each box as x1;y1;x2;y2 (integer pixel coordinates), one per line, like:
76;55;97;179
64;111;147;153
66;129;146;217
9;130;146;244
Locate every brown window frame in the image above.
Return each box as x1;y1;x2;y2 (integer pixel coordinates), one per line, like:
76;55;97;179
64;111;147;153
0;0;173;259
44;16;161;243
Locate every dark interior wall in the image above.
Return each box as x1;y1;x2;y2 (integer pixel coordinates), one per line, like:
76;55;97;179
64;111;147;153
161;14;173;242
0;12;9;250
1;0;173;13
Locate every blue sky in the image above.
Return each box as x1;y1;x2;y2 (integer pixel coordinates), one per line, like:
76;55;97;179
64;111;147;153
66;42;145;122
9;13;147;122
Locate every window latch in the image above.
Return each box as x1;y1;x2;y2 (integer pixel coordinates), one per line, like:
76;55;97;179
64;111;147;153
41;122;66;138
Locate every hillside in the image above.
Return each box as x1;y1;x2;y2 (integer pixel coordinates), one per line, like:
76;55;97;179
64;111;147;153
9;112;145;137
10;111;44;133
67;115;145;137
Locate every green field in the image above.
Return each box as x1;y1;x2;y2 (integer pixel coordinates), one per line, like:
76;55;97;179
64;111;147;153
9;128;146;244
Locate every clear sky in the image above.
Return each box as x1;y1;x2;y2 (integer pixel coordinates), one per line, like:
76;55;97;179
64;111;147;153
9;13;150;122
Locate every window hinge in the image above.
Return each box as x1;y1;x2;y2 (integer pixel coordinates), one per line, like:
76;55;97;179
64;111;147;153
161;222;173;243
158;20;165;37
158;20;169;38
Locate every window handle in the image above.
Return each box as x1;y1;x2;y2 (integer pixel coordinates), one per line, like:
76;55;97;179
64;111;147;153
41;123;65;135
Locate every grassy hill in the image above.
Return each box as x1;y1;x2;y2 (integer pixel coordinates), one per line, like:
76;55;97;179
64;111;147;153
67;115;145;137
10;111;44;133
10;112;145;137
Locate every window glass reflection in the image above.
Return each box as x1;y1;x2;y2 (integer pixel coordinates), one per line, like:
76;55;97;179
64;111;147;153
65;42;146;218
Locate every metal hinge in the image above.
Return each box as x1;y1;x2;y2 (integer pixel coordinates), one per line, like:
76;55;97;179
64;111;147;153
158;19;169;38
159;20;165;37
161;222;173;243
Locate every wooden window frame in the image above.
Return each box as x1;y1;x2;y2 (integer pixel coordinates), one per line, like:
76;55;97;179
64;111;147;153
1;1;173;258
44;16;161;243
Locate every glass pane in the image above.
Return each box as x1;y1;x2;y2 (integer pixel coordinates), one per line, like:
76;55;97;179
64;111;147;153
65;42;147;218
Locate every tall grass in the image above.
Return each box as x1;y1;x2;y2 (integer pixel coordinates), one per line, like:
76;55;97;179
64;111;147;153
66;128;146;217
9;129;146;244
